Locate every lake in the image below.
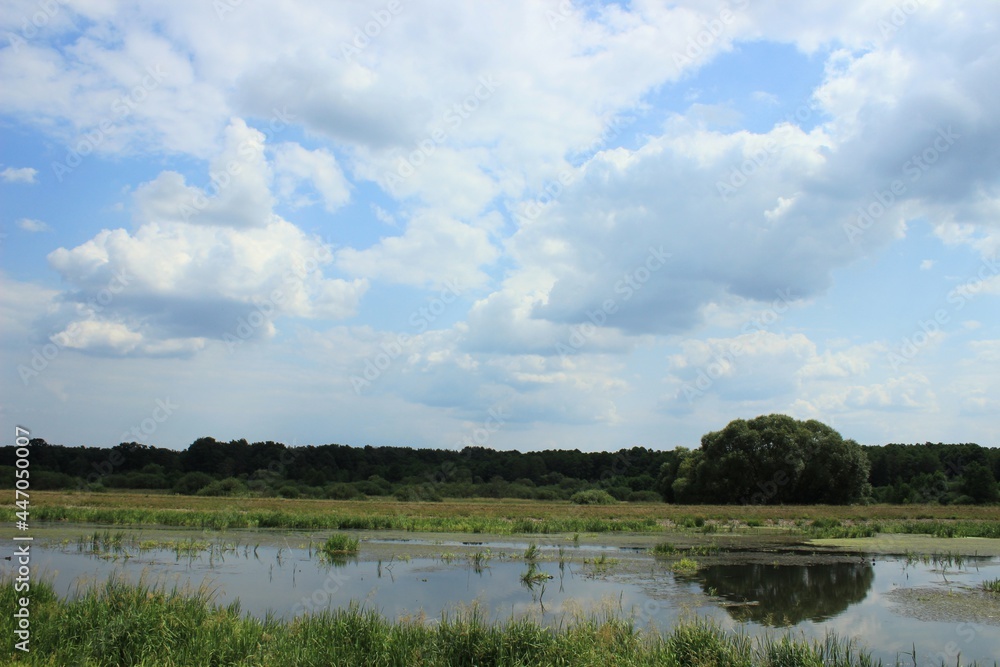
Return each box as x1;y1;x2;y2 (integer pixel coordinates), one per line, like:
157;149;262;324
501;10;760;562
14;525;1000;665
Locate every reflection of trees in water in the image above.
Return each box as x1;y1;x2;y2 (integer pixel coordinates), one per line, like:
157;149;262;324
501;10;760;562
691;563;874;626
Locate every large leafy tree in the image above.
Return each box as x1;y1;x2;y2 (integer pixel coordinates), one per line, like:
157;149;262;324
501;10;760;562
672;414;870;504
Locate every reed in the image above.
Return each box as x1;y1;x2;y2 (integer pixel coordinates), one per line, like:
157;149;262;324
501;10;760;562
0;576;931;667
320;533;360;557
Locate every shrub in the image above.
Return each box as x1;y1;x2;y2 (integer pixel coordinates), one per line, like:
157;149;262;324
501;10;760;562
196;477;248;497
627;490;662;503
173;471;215;495
570;489;616;505
30;471;77;490
324;483;364;500
394;485;442;502
277;484;300;499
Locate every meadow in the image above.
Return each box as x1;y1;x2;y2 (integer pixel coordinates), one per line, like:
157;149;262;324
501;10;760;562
11;491;1000;537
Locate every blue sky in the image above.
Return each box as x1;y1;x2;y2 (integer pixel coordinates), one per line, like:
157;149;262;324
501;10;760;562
1;0;998;452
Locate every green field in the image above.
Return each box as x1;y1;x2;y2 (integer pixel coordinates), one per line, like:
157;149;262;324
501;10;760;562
11;491;1000;538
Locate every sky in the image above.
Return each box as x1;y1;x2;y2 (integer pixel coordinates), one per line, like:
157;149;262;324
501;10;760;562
1;0;998;453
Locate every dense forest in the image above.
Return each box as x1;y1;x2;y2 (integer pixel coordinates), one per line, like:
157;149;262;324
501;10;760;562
3;415;998;505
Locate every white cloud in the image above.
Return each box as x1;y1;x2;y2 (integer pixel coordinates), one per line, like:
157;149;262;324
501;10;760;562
920;259;935;270
133;118;275;229
42;120;369;356
272;143;351;212
337;212;500;290
17;218;50;232
1;167;37;183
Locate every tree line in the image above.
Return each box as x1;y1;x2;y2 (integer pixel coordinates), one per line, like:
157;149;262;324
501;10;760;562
2;415;997;504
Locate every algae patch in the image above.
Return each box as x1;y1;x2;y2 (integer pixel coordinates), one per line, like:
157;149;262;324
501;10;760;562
885;586;1000;626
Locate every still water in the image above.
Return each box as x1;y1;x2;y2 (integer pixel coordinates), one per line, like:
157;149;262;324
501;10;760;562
12;528;1000;664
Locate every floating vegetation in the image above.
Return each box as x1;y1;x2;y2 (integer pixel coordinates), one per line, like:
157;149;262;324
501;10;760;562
670;557;699;574
651;542;678;556
520;562;552;587
320;533;360;558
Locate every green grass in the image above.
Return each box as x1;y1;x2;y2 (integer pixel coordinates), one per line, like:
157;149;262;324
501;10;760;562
670;557;699;573
982;578;1000;594
320;533;360;557
11;491;1000;538
0;576;923;666
652;542;679;556
520;562;552;586
18;503;662;534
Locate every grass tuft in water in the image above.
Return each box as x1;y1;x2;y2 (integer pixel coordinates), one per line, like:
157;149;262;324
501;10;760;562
320;533;360;557
982;578;1000;594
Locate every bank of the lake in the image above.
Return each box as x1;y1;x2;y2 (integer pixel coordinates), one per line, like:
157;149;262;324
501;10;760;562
0;575;916;667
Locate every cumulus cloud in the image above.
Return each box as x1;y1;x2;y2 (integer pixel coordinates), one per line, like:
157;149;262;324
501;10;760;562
133;119;275;228
336;213;500;290
42;120;368;356
272;143;351;212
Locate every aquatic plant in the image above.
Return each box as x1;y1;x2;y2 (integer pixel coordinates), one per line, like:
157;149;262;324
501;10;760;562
670;557;699;573
320;533;360;556
651;542;678;556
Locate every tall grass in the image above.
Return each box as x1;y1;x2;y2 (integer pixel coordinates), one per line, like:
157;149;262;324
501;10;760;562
320;533;360;556
19;504;663;534
0;576;929;666
10;494;1000;538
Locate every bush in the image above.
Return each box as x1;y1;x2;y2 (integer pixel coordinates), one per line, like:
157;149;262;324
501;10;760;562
324;483;364;500
353;478;392;496
277;484;300;499
533;488;562;501
605;485;633;501
394;485;442;502
173;471;215;495
196;477;248;497
29;471;77;490
570;489;616;505
627;490;662;503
